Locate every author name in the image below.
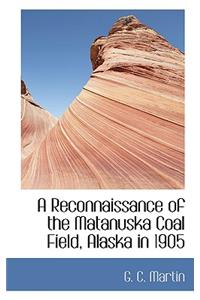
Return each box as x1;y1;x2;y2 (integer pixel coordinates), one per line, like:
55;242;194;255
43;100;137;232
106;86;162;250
124;270;186;283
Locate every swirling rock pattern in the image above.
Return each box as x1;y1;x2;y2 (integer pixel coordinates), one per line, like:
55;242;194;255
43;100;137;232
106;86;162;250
21;16;184;189
21;80;57;160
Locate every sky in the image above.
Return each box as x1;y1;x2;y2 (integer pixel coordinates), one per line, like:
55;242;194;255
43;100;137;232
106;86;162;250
21;10;184;117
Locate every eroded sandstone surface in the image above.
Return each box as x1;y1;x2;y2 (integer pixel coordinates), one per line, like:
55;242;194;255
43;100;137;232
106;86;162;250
21;16;184;189
21;80;57;160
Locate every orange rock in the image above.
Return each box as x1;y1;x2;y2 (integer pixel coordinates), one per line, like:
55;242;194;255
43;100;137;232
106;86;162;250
21;80;57;160
22;16;184;189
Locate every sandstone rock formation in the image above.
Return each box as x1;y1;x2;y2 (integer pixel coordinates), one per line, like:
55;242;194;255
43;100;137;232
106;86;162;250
21;15;184;189
21;80;57;160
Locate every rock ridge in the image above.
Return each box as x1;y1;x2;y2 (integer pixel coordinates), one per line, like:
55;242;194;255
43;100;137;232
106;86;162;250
21;80;57;160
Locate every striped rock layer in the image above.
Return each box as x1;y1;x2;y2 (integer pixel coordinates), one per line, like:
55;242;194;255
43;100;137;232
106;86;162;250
21;80;57;160
21;16;184;189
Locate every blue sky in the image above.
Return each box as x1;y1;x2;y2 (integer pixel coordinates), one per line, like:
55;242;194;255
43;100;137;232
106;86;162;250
21;10;184;117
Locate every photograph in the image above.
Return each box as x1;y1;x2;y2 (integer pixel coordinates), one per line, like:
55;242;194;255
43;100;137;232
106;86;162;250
21;10;184;189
